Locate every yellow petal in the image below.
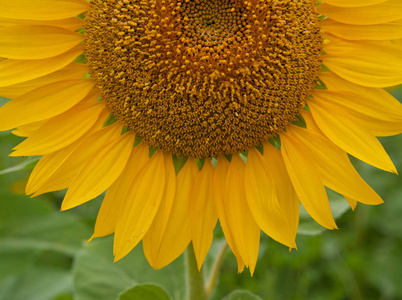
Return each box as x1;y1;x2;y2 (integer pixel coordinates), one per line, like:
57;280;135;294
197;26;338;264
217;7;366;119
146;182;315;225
318;72;402;136
91;143;150;240
302;112;378;210
145;159;198;269
0;62;88;99
0;0;89;20
317;0;402;25
345;197;358;211
244;148;296;248
263;143;300;242
12;120;47;137
113;150;166;261
226;154;260;275
25;108;109;194
0;25;83;59
323;38;402;87
26;144;78;196
213;156;245;273
319;71;402;105
190;159;217;270
33;123;123;196
322;18;402;41
308;97;396;173
321;0;386;7
0;44;84;87
312;89;402;137
290;125;383;206
11;102;104;156
0;16;84;31
0;79;94;130
27;151;73;197
61;132;134;210
301;111;323;134
280;129;337;230
142;153;176;267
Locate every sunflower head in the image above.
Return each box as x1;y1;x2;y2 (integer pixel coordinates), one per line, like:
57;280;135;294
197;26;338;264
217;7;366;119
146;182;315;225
85;0;322;158
0;0;401;276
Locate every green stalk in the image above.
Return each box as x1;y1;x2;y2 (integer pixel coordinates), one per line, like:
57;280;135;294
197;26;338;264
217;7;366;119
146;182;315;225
185;243;206;300
205;241;228;299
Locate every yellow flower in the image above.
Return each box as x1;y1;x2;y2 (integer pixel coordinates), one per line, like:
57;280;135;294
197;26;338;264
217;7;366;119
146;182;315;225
0;0;401;275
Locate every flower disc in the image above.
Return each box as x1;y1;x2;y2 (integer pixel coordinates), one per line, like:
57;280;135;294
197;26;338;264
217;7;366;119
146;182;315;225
85;0;323;158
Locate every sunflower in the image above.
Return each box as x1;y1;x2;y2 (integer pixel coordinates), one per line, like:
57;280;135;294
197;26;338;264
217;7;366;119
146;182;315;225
0;0;401;275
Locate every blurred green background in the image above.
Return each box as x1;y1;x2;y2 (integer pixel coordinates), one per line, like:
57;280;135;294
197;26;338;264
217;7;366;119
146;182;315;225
0;87;401;300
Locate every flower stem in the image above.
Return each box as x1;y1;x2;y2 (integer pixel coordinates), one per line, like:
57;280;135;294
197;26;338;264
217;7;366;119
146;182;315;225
205;241;228;299
185;243;206;300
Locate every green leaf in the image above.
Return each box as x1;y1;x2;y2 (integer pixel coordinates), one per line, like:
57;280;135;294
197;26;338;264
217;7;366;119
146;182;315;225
223;290;263;300
0;191;92;256
72;237;185;300
0;190;92;300
297;189;351;236
0;267;72;300
53;294;74;300
72;240;136;300
365;239;402;298
0;156;40;175
118;284;171;300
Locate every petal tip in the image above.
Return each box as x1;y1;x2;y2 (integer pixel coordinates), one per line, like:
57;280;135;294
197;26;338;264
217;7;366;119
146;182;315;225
8;151;20;157
60;201;74;211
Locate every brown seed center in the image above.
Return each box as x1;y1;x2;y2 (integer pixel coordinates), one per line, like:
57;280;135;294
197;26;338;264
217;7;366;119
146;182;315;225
85;0;322;158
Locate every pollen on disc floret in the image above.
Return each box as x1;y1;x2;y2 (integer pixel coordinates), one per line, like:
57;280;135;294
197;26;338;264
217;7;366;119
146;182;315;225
85;0;323;158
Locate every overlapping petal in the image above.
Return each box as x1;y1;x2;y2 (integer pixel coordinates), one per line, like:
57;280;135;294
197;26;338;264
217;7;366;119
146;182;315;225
142;153;176;268
213;157;245;273
25;109;110;194
142;159;198;269
0;62;88;98
263;143;300;242
0;79;94;130
190;159;218;270
226;154;260;275
322;19;402;41
312;88;402;137
114;150;166;261
0;25;83;59
322;0;387;7
61;131;135;210
245;148;296;248
12;120;47;138
91;143;150;240
0;16;84;30
308;96;397;173
281;129;337;230
0;0;89;21
289;122;384;206
0;45;84;87
11;102;104;156
318;0;402;25
33;123;123;196
323;37;402;87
